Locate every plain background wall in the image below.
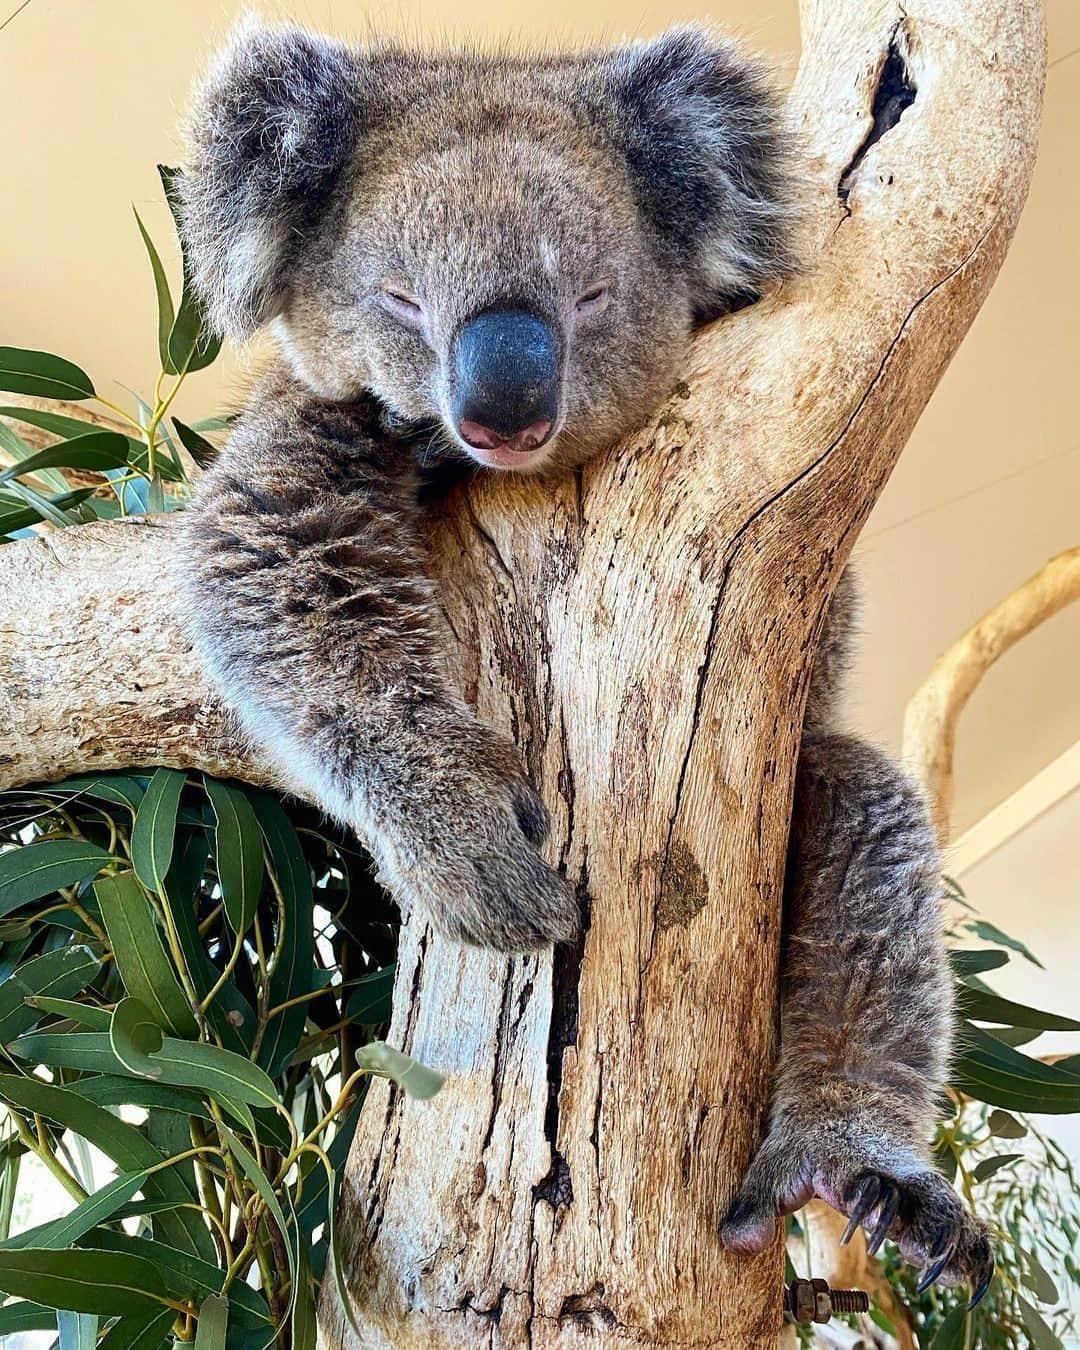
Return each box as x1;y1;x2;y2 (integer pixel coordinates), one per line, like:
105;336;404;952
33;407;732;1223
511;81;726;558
1;0;1077;1101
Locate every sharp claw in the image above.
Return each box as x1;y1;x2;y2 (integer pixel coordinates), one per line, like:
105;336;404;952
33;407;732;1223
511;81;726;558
929;1221;957;1260
967;1254;995;1310
866;1180;901;1257
840;1174;881;1246
916;1251;952;1294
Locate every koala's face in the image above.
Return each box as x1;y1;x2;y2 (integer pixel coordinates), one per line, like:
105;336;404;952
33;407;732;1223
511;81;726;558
181;22;796;472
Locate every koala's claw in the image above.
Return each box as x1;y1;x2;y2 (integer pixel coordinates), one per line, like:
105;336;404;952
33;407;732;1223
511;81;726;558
722;1132;995;1309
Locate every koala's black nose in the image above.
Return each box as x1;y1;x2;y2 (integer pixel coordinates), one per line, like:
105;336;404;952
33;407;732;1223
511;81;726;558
452;307;559;455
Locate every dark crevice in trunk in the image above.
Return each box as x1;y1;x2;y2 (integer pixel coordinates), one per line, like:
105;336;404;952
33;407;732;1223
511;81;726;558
839;24;917;203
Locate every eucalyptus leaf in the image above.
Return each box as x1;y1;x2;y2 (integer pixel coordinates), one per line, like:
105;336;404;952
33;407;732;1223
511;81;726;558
252;791;314;1075
950;948;1009;980
971;1152;1022;1182
987;1108;1028;1139
95;872;198;1036
58;1310;98;1350
9;1031;281;1110
0;488;97;536
1021;1247;1061;1304
2;1172;145;1252
1018;1294;1066;1349
929;1305;968;1349
133;208;176;373
95;1304;176;1350
0;347;95;400
0;945;101;1043
0;1300;57;1334
172;417;219;469
957;985;1076;1029
356;1040;445;1100
110;997;166;1078
0;1247;166;1315
194;1294;228;1350
130;769;185;894
204;777;264;935
0;839;114;917
0;432;132;484
963;920;1044;968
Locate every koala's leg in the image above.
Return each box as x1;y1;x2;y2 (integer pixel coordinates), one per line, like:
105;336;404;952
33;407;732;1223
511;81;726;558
182;368;578;951
722;731;993;1303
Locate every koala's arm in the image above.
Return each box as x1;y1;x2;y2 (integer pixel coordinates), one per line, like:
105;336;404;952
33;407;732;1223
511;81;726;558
723;573;993;1302
181;367;578;951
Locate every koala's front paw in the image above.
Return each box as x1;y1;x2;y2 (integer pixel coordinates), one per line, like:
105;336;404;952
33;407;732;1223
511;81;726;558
378;720;580;953
721;1116;994;1308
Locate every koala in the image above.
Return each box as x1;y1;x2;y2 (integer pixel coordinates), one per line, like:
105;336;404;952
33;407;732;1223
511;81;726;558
178;19;993;1306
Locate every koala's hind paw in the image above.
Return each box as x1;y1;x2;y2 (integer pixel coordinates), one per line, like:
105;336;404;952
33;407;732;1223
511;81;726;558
721;1125;994;1308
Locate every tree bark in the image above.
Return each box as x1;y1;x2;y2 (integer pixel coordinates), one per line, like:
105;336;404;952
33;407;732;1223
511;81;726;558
0;0;1044;1345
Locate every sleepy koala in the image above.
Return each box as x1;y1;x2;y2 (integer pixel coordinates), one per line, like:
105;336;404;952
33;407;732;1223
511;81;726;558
178;19;993;1304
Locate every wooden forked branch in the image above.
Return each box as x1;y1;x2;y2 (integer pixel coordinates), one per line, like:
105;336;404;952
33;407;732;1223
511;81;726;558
903;547;1080;842
0;0;1045;1344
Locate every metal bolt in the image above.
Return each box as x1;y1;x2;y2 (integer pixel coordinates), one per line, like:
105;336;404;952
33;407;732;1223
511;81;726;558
784;1277;870;1324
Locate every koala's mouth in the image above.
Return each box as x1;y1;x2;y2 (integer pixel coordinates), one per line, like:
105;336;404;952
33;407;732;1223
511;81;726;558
460;431;559;473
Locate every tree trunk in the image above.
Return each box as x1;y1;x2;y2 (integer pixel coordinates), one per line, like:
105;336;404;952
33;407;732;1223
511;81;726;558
0;0;1044;1345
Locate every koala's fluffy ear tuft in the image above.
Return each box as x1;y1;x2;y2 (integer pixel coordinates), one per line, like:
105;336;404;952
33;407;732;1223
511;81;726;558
605;25;801;320
179;17;362;340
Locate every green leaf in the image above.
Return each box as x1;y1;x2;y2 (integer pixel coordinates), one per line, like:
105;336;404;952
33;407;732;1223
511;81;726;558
194;1294;228;1350
957;984;1078;1031
96;1304;176;1350
0;488;97;536
987;1108;1028;1139
204;778;264;935
2;1171;144;1252
971;1152;1022;1182
95;873;197;1036
345;964;395;1026
78;1231;271;1331
356;1041;445;1100
9;1031;281;1110
0;1300;56;1334
46;774;145;816
133;209;176;374
963;920;1044;968
0;405;130;444
19;995;109;1028
0;839;114;917
1020;1247;1060;1305
3;477;86;528
0;347;95;401
158;168;222;376
928;1305;968;1349
172;417;218;469
130;769;185;894
1018;1294;1065;1349
220;1128;296;1312
159;833;253;1056
0;945;101;1043
110;997;166;1078
953;1022;1080;1112
950;948;1009;980
0;1074;214;1261
252;792;314;1076
292;1243;317;1350
0;431;132;485
58;1311;99;1350
0;1247;166;1315
986;1025;1042;1047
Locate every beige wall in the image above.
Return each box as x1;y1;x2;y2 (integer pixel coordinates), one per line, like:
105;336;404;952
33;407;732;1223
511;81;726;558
1;1;1077;1016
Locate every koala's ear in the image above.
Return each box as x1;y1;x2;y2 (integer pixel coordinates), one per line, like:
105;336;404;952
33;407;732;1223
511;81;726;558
604;25;800;319
179;18;363;340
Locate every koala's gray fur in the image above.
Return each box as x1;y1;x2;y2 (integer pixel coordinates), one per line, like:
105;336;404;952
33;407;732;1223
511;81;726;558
178;18;992;1302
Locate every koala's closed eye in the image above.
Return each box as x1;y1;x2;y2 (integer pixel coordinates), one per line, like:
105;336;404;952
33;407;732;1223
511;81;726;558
377;284;426;329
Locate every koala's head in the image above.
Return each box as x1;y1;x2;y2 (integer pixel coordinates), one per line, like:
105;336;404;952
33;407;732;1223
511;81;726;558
181;19;797;471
